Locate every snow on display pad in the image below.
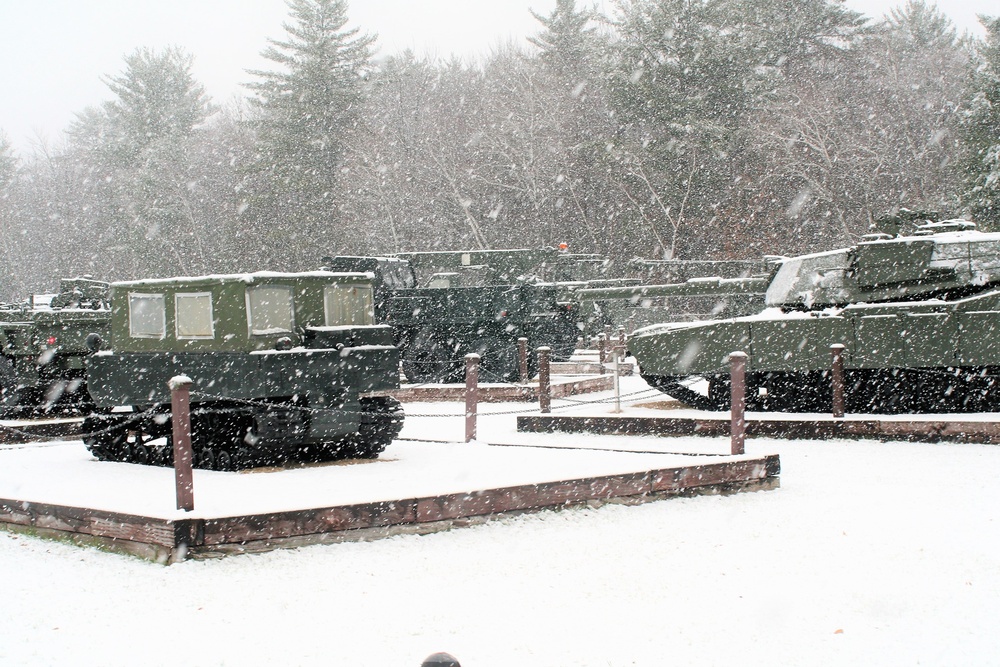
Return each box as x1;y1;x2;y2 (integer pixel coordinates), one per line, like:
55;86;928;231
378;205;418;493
0;378;768;520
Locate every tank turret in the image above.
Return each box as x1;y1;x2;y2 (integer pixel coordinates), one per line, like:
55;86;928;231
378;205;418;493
762;219;991;310
628;221;1000;414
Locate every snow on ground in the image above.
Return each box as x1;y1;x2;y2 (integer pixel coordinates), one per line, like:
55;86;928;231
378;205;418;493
2;377;1000;666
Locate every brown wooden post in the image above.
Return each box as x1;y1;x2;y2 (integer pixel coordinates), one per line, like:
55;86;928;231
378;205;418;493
597;333;608;364
537;346;552;414
517;337;529;383
169;375;195;512
729;352;747;456
831;343;846;419
464;353;480;443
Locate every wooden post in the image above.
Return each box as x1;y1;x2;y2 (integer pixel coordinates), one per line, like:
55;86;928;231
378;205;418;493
831;343;846;419
464;353;480;442
537;346;552;414
729;352;747;456
517;337;529;383
598;333;608;365
612;330;624;414
169;375;195;512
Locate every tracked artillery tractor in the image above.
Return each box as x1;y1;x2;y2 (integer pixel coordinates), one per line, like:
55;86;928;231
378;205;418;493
0;277;110;417
590;220;1000;413
81;271;403;469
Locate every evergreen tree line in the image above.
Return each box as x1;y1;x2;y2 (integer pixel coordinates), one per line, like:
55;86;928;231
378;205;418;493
0;0;998;300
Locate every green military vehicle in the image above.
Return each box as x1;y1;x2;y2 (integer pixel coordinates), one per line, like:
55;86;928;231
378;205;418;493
325;248;616;383
0;277;110;417
81;271;403;469
578;258;771;331
620;219;1000;413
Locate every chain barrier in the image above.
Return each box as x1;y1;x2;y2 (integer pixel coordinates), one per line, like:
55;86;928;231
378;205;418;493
882;366;1000;380
403;359;463;367
395;437;729;457
188;391;393;419
401;385;665;419
475;440;732;457
546;386;664;407
2;353;666;446
0;406;155;444
477;367;521;384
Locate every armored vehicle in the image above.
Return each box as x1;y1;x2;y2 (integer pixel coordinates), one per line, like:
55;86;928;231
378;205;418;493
578;259;770;330
326;249;608;383
621;220;1000;413
81;271;403;469
0;277;110;417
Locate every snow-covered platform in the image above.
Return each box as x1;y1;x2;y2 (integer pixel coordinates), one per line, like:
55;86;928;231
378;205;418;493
518;410;1000;444
0;438;778;564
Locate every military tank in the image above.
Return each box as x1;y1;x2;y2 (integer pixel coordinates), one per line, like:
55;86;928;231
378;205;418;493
0;277;110;417
81;270;403;469
612;219;1000;413
325;248;619;383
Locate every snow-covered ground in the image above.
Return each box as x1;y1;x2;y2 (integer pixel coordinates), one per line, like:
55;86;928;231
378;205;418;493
2;377;999;666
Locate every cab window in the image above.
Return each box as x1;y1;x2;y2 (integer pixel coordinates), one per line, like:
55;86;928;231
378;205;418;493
247;285;294;335
324;284;374;325
175;293;214;339
128;293;166;339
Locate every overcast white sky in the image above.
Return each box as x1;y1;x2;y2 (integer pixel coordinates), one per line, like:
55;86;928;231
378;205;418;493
0;0;994;154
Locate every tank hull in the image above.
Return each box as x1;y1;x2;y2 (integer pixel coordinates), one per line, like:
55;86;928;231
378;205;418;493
631;286;1000;413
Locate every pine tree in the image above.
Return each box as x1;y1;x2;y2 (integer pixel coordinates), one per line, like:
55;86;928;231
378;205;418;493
874;2;966;211
519;3;618;254
0;132;19;297
242;0;375;263
960;16;1000;226
0;132;16;189
528;0;599;84
61;47;216;278
69;47;213;167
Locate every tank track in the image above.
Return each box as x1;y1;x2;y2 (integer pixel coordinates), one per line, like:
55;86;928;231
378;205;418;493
0;366;96;419
645;367;1000;414
82;396;405;470
642;374;727;411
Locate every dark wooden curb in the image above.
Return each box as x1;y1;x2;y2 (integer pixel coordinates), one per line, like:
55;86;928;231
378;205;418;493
0;419;82;444
516;414;1000;444
0;454;779;563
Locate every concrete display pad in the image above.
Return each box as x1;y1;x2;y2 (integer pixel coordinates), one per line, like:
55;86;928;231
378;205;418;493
0;439;779;563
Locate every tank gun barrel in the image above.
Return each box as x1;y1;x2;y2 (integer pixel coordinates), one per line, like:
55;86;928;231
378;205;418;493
575;276;771;301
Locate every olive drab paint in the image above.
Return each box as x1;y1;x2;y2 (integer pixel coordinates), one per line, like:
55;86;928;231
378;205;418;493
627;220;1000;414
81;271;404;470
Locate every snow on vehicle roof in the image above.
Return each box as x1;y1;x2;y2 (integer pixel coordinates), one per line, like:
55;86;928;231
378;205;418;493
112;270;376;288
